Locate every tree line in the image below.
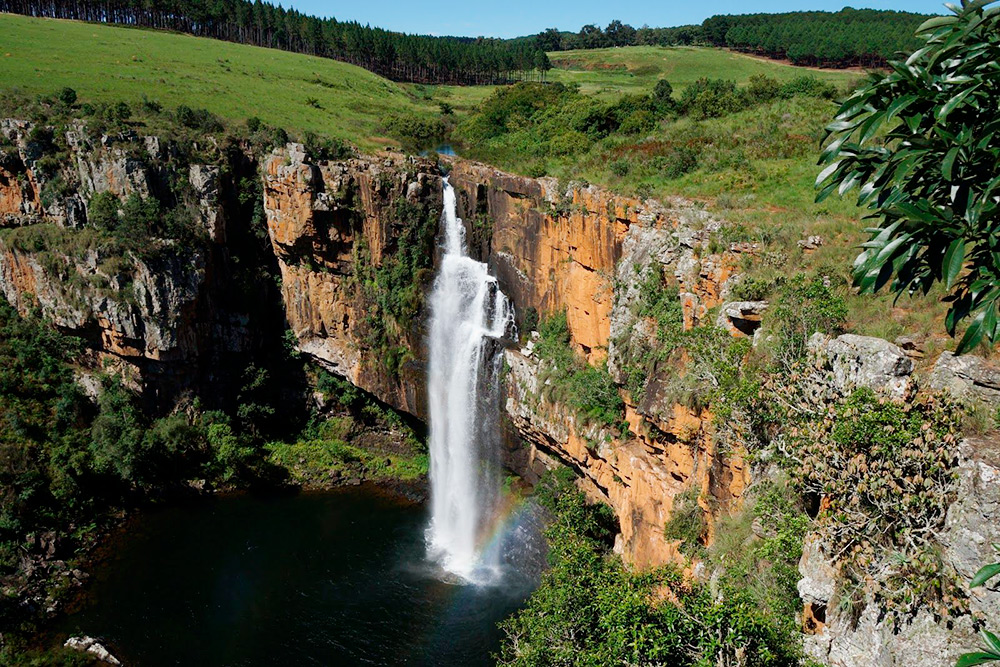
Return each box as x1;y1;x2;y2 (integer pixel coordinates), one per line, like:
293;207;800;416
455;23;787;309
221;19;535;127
533;8;928;69
702;8;926;68
0;0;550;85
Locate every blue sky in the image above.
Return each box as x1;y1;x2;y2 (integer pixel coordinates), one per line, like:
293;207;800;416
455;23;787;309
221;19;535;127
287;1;947;39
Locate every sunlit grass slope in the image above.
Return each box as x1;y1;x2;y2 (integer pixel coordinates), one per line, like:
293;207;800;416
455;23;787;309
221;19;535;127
547;46;858;98
0;13;438;149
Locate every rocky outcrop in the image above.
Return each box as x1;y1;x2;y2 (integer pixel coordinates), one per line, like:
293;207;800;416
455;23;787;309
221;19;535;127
801;434;1000;667
807;332;914;399
931;351;1000;406
262;145;442;417
797;336;1000;667
0;118;265;408
716;300;768;338
64;636;122;665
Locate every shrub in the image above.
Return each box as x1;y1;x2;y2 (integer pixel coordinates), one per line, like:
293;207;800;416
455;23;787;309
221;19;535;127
535;312;624;428
663;487;706;555
652;78;674;111
680;78;748;119
57;87;77;106
765;274;847;368
609;158;630;177
379;113;446;150
785;387;965;624
779;75;835;99
498;484;801;666
303;131;353;161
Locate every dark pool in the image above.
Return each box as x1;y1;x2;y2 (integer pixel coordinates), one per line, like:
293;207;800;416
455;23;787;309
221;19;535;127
56;487;543;666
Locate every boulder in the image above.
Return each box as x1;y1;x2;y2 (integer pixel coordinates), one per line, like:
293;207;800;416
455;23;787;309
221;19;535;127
64;636;122;665
808;333;914;399
715;300;768;338
930;352;1000;406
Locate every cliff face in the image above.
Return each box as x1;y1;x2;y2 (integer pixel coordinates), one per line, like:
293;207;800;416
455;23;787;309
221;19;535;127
443;160;749;566
0;118;267;407
259;150;751;566
262;146;442;418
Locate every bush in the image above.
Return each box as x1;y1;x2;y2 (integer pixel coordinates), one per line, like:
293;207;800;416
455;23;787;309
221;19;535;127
785;387;965;624
498;485;800;666
680;78;749;119
535;312;624;428
766;274;847;368
779;75;835;100
652;78;674;112
57;87;77;106
302;131;353;161
379;113;446;150
663;487;706;555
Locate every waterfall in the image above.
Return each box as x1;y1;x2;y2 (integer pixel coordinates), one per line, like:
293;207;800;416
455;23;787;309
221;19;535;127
426;177;513;583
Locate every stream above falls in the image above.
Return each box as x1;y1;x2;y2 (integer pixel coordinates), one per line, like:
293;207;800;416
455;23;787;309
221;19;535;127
55;486;543;666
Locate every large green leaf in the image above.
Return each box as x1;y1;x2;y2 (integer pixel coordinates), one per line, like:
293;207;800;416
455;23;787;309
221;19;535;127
971;562;1000;588
957;651;1000;667
944;238;967;288
943;146;961;181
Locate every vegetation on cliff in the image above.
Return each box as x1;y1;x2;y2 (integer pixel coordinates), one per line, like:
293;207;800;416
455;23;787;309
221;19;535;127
498;473;802;666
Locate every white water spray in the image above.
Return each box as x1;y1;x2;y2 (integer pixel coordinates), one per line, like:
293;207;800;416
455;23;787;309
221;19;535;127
426;178;513;583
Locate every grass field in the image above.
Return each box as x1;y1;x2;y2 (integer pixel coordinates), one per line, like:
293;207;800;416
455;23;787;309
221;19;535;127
409;45;861;114
546;46;859;98
0;13;439;149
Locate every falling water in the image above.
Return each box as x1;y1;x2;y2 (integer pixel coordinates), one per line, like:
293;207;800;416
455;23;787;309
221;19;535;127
426;177;513;583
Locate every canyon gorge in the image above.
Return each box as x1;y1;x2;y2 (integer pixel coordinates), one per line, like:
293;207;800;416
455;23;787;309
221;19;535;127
3;117;1000;666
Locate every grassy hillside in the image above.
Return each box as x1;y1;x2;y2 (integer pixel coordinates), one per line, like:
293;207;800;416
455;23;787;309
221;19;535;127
0;13;439;149
546;46;857;98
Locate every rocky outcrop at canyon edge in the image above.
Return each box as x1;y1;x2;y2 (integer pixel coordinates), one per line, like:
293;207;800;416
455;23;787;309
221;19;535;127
262;146;441;417
0;118;266;407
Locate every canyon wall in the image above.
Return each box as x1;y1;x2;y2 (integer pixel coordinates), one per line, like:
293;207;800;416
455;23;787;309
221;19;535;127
0;118;266;408
261;150;753;567
262;146;441;418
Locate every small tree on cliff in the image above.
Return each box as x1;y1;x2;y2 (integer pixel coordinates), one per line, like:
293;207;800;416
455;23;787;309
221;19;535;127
817;0;1000;353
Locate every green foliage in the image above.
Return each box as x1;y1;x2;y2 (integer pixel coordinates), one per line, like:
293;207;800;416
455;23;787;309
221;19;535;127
379;113;446;150
498;483;801;666
663;487;706;555
958;554;1000;666
0;301;89;571
535;312;624;428
57;87;77;107
817;1;1000;353
706;477;811;640
781;386;966;624
521;306;539;333
765;274;847;368
352;198;440;373
268;369;427;486
703;8;925;68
